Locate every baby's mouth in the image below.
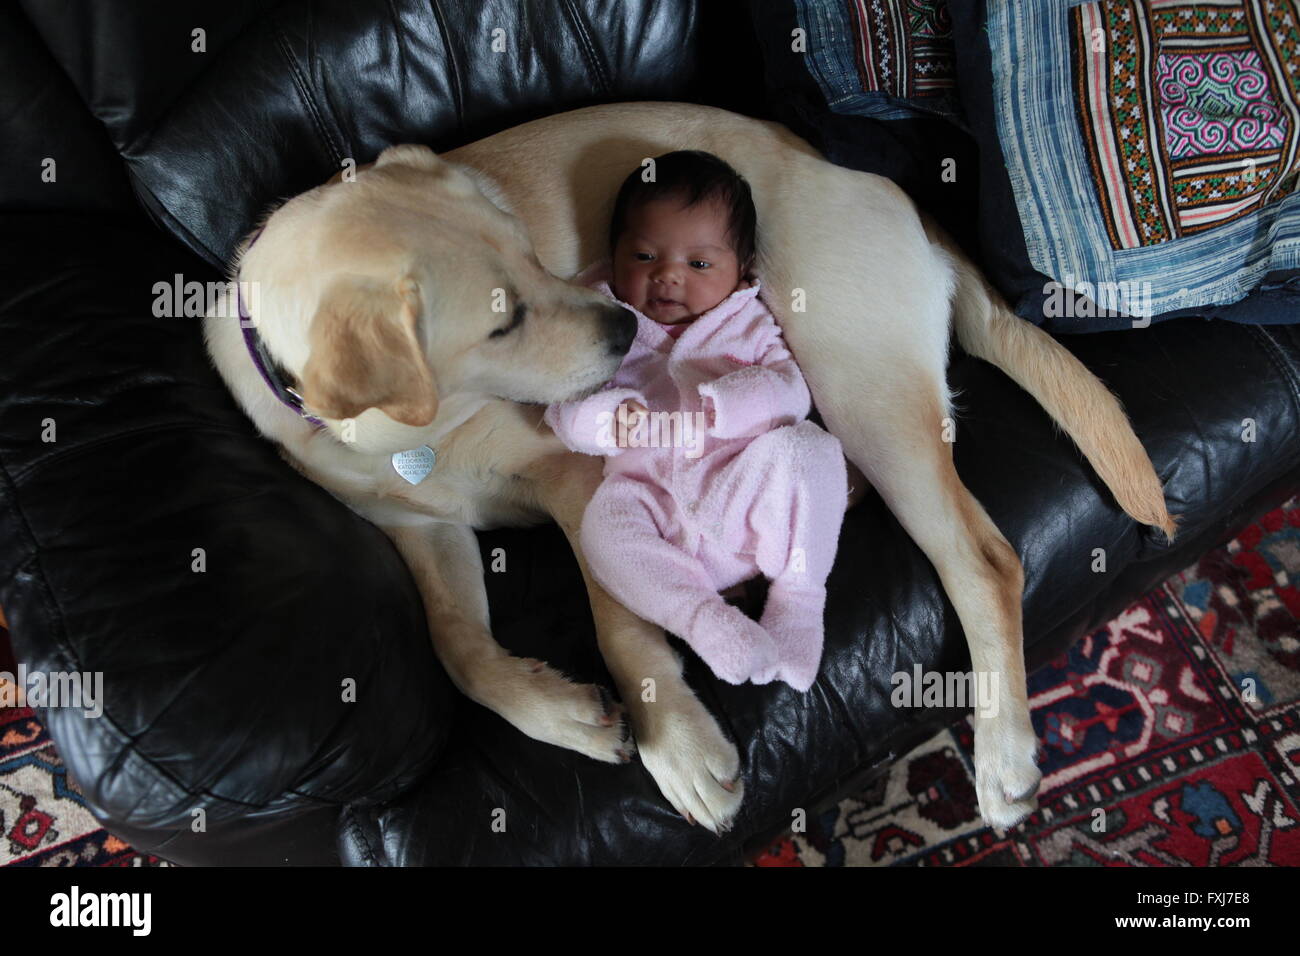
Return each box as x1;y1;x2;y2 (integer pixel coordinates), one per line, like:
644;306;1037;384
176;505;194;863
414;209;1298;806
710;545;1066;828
648;297;683;309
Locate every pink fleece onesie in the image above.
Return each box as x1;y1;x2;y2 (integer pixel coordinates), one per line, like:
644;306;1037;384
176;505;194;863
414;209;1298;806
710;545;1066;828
544;261;848;691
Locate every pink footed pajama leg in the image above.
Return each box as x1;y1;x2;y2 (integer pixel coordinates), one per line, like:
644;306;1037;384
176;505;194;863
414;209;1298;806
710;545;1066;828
750;422;849;692
579;475;778;686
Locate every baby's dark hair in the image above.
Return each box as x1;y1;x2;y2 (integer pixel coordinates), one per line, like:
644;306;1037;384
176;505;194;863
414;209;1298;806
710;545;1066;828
608;150;757;276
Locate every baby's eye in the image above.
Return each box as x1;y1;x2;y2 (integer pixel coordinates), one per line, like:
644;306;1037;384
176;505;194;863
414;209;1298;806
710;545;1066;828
634;252;654;262
690;260;711;270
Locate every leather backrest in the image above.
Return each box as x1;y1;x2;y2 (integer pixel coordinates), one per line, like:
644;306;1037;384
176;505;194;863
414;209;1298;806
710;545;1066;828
18;0;703;268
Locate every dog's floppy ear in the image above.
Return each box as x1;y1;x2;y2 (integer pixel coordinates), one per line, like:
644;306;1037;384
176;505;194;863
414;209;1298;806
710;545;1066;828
298;275;438;427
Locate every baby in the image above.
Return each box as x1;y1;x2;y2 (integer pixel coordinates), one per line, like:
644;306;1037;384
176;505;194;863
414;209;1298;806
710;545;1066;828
544;151;849;691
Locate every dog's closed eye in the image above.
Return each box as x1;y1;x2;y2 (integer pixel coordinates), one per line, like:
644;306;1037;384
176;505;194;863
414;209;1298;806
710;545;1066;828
490;302;528;339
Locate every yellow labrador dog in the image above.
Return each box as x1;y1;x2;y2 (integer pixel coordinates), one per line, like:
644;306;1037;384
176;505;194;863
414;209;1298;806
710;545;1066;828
203;102;1178;835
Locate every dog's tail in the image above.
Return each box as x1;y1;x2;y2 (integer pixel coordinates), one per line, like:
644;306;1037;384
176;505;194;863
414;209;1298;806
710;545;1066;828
947;251;1179;544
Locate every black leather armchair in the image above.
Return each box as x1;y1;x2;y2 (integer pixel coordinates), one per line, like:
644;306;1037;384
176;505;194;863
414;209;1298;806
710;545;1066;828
2;0;1297;866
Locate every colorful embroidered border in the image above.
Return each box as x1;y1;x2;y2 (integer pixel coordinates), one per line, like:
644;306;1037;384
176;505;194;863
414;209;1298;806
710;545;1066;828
1072;0;1300;251
843;0;955;98
989;0;1300;315
793;0;960;122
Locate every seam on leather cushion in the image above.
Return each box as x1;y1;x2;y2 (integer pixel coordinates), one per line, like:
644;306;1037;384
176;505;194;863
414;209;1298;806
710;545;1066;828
560;0;611;93
124;169;225;269
426;0;465;129
273;18;343;164
340;807;380;866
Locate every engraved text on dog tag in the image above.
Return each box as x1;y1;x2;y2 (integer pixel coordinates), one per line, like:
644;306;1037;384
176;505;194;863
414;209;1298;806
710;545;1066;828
392;445;437;485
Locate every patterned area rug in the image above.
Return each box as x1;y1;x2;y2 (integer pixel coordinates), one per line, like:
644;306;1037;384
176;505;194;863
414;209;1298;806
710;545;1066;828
751;496;1300;866
0;609;167;867
3;498;1297;866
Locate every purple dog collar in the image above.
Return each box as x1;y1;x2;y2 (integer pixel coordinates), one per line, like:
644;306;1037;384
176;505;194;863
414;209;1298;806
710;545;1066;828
236;226;327;430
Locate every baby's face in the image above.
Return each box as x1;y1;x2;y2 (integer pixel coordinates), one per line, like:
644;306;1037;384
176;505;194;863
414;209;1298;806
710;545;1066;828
611;197;744;324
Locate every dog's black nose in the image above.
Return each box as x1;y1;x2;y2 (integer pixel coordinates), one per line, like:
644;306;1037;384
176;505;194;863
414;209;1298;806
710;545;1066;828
602;305;636;357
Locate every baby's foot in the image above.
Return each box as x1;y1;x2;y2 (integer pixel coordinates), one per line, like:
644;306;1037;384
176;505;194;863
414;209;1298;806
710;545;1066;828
759;582;828;692
683;598;779;686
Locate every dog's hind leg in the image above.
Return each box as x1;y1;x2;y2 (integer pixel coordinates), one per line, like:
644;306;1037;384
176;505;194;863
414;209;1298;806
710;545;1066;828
763;167;1043;829
380;517;635;765
525;449;747;836
823;363;1044;829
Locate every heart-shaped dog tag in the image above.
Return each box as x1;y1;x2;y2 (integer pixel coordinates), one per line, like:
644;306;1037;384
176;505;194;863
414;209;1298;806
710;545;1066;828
392;445;437;485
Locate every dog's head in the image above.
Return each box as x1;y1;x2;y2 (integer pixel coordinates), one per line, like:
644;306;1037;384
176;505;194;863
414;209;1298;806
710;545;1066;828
241;144;635;429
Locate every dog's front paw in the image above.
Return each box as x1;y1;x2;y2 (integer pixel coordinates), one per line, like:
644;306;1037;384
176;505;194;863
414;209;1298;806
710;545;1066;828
485;657;636;765
633;689;745;836
972;714;1043;832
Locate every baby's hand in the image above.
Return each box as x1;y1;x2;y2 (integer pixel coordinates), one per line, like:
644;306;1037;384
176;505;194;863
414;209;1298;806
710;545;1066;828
617;399;648;434
700;393;719;433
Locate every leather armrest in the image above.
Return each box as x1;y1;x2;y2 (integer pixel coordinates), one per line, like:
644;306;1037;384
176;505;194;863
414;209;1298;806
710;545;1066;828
0;213;453;833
